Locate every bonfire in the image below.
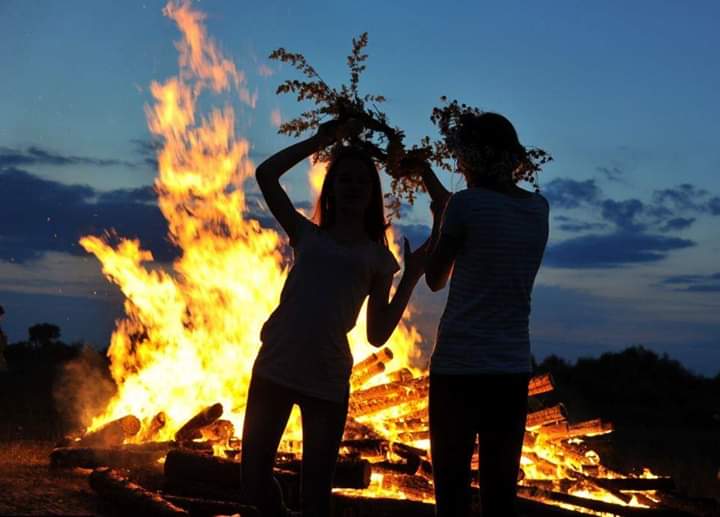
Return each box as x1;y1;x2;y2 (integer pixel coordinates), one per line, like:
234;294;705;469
49;2;709;516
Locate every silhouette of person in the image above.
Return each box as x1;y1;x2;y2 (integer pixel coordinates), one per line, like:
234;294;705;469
424;112;549;517
241;119;427;517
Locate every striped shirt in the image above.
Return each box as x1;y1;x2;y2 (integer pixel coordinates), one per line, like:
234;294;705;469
431;187;549;375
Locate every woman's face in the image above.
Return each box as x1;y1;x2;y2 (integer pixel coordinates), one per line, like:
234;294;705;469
331;158;375;214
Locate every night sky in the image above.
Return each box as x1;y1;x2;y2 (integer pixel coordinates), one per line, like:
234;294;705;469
1;1;719;375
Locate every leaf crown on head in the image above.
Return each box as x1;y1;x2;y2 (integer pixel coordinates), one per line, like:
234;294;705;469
270;34;552;217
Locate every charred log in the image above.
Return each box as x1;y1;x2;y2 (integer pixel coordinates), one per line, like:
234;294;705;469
162;495;258;517
89;467;188;516
526;404;567;428
50;444;169;470
199;419;234;444
78;415;141;447
139;412;168;442
276;458;371;489
174;403;223;443
528;373;554;396
164;449;240;489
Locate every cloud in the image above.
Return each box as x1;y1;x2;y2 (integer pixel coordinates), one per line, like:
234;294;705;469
652;183;709;212
596;165;624;182
394;223;431;249
708;197;720;215
660;272;720;293
600;198;646;231
658;217;695;233
543;177;720;268
0;145;137;169
543;178;601;209
0;168;174;263
0;168;299;266
554;215;608;233
97;186;157;204
130;138;161;168
544;232;695;268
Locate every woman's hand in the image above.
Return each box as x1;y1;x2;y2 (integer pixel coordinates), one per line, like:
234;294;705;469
315;118;363;147
403;237;428;281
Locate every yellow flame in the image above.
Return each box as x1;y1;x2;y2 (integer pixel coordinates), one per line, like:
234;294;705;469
81;0;422;448
80;1;658;509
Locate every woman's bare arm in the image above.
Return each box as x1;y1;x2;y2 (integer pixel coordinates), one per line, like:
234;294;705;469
425;201;460;292
254;133;329;242
366;239;426;347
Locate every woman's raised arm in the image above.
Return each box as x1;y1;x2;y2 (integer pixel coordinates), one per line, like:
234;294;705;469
255;132;328;242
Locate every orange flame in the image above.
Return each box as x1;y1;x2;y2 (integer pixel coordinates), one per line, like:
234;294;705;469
80;0;422;447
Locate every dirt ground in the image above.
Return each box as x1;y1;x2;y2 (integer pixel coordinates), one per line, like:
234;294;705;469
0;441;104;516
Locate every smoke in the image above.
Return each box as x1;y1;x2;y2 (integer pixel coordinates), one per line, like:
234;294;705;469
53;346;116;433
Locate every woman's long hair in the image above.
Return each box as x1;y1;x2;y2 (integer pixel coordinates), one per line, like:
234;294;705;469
313;147;389;247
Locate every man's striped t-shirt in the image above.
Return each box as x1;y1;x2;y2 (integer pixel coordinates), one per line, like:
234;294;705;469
431;187;549;375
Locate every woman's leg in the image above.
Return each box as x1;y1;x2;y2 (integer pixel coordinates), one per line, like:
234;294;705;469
297;390;349;517
476;374;529;517
241;374;295;517
429;374;476;517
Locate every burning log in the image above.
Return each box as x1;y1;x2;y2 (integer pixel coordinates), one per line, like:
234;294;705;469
528;373;554;396
50;444;170;470
349;379;429;417
342;418;383;441
517;485;685;516
538;419;613;441
350;376;428;403
332;494;435;517
386;367;414;383
384;417;426;433
138;411;167;442
350;347;394;387
340;438;388;459
165;449;240;489
174;403;223;443
589;476;675;491
165;449;370;490
397;430;430;442
526;404;567;428
276;458;371;489
162;495;259;516
78;415;141;447
379;471;433;501
199;419;234;444
89;467;189;516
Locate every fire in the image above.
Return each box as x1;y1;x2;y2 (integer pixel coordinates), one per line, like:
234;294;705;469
78;2;663;513
80;0;421;449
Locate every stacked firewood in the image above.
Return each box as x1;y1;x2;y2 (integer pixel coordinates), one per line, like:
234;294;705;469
49;346;715;516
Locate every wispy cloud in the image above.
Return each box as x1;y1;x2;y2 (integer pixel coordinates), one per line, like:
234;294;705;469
0;145;137;169
660;272;720;293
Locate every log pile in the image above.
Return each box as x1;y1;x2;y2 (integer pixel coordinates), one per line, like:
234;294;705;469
50;345;705;516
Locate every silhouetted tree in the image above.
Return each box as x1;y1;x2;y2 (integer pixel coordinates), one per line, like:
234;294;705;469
28;323;61;348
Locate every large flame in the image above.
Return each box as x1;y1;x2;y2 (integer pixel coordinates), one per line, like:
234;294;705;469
80;0;421;446
80;2;658;512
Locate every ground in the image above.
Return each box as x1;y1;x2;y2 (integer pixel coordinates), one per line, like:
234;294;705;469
0;441;104;516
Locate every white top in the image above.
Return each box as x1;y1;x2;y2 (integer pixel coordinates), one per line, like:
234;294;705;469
431;187;549;375
254;218;400;401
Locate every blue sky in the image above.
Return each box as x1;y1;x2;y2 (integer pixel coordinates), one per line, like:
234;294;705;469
1;0;719;375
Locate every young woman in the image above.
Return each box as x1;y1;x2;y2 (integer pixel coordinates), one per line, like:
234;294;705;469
424;112;550;517
242;119;427;517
